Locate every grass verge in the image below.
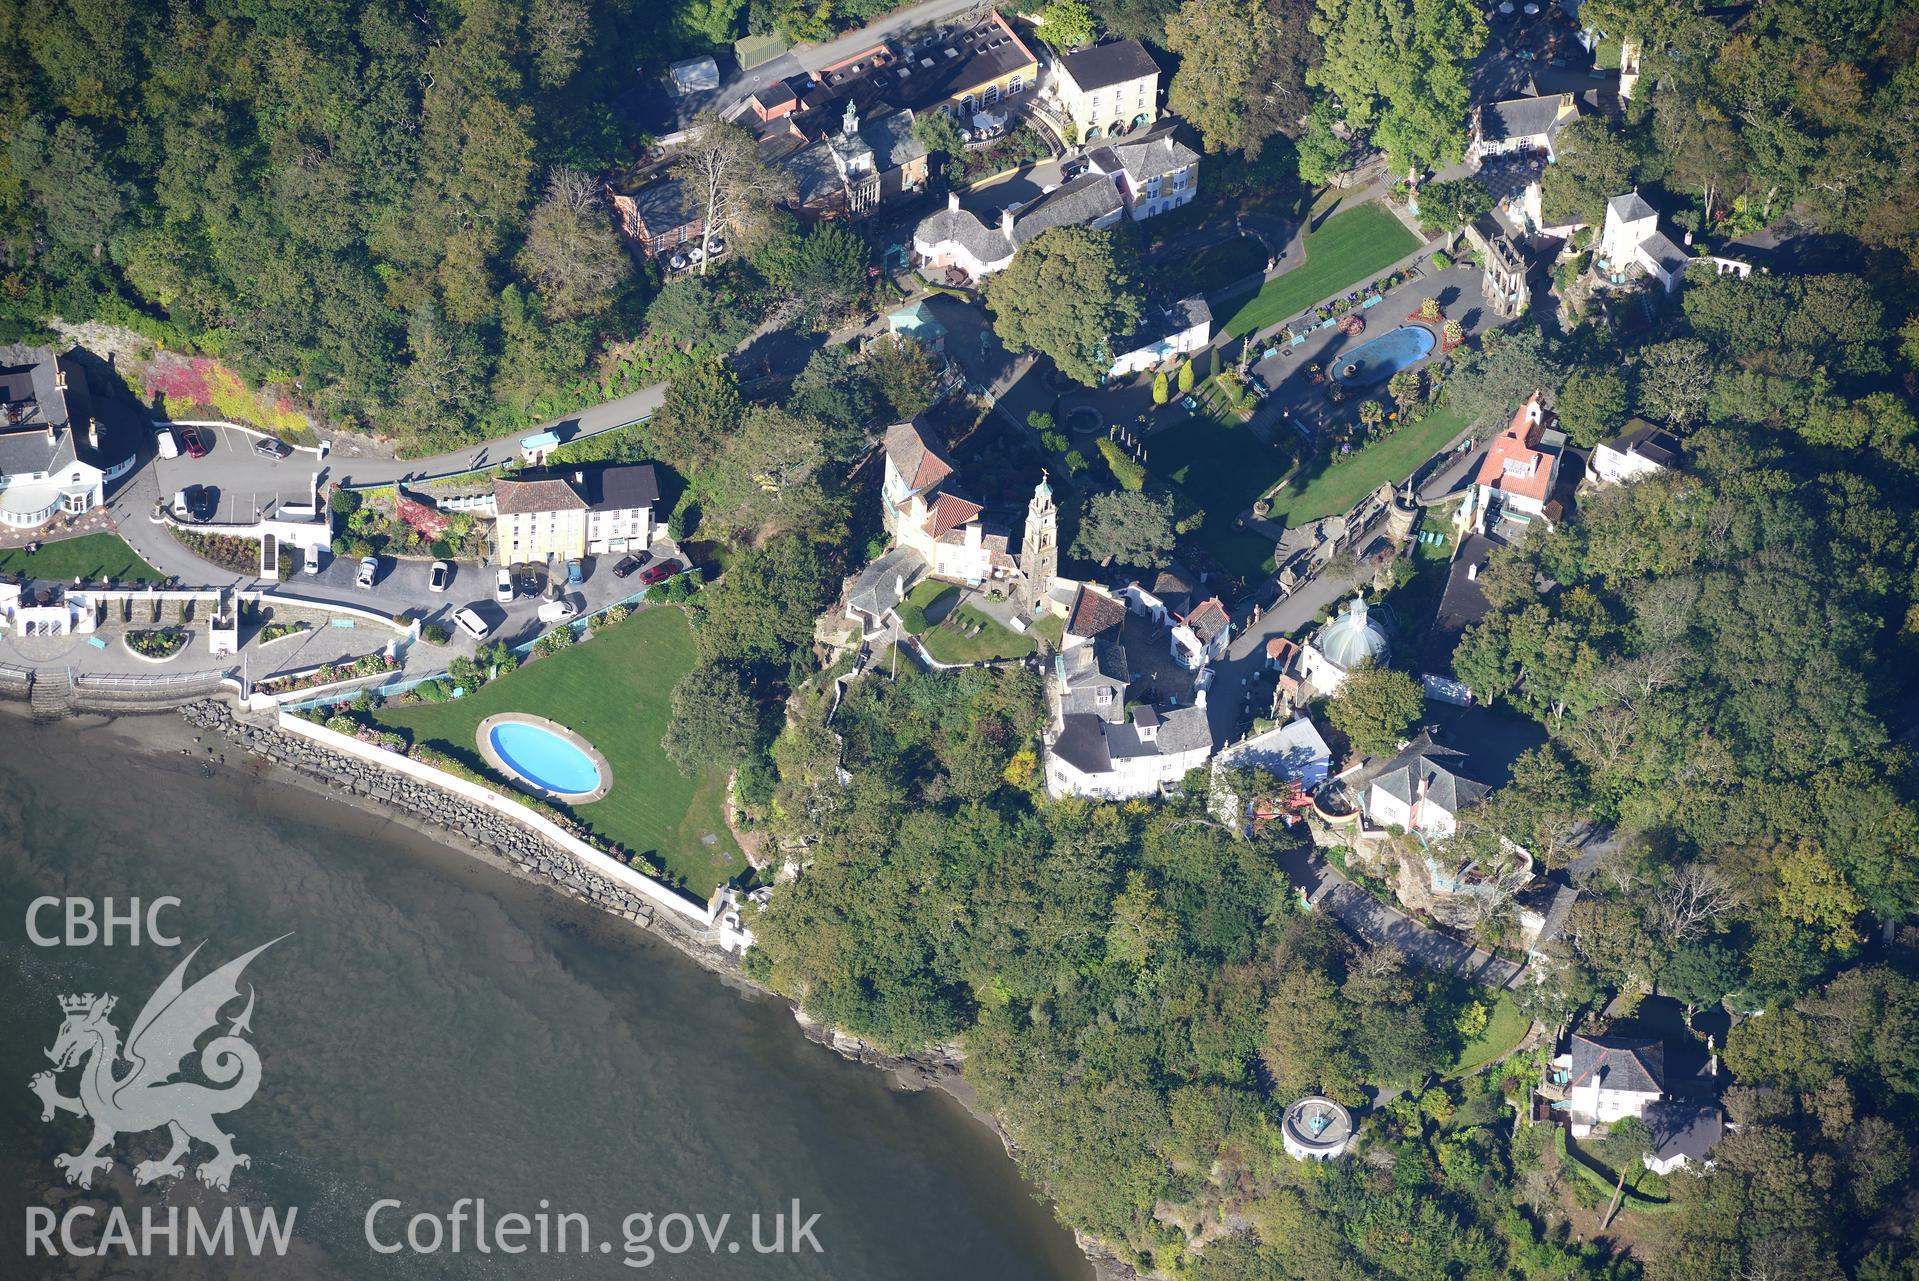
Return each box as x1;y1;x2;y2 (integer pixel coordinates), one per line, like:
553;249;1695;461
1220;203;1422;340
370;607;741;892
1263;405;1473;529
0;532;164;583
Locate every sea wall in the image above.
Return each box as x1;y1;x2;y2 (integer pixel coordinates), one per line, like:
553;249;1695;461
179;699;747;975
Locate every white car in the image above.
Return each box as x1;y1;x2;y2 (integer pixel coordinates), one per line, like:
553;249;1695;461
537;598;580;624
154;427;180;460
303;547;323;575
494;567;514;604
428;560;451;593
452;606;492;641
356;556;379;589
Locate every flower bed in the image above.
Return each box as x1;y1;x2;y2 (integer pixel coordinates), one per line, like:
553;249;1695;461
169;527;262;576
124;629;188;660
254;651;398;696
260;621;311;644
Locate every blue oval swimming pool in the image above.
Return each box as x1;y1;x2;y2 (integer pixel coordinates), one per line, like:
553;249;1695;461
1334;325;1436;385
488;721;603;796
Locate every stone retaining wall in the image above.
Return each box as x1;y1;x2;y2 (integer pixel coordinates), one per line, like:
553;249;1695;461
179;700;743;970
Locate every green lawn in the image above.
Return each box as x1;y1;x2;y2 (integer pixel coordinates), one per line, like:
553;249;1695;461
921;602;1035;665
1149;406;1293;581
0;532;163;583
1444;989;1531;1076
1219;203;1422;339
371;607;742;893
899;579;957;635
1263;404;1473;529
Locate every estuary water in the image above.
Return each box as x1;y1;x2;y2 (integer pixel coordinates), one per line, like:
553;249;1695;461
0;714;1090;1281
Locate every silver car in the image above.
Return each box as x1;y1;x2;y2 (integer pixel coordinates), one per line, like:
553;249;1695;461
356;556;379;589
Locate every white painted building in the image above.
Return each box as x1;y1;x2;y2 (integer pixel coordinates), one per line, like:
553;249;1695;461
880;421;1012;585
1548;1035;1667;1137
1589;421;1679;487
491;464;658;564
1108;297;1211;378
1299;596;1391;695
0;346;138;530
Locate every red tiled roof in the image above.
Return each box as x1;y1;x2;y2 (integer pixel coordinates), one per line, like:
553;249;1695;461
1474;394;1555;503
884;421;955;494
928;492;981;537
1068;585;1126;639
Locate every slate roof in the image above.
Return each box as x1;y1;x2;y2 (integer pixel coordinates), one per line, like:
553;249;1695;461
493;477;588;516
1058;40;1160;92
860;109;925;171
1570;1034;1666;1094
786;139;847;206
913;171;1123;264
1423;531;1497;672
884;12;1036;113
1054;712;1114;773
576;464;660;512
1608;191;1658;224
1055;704;1210;774
1368;731;1490;817
1057;637;1131;721
494;465;658;516
1111;132;1199;184
629;179;700;235
883;421;955;493
848;544;928;618
1012;172;1124;245
1640;229;1691;277
1067;583;1126;640
1182;597;1229;643
1600;420;1679;469
1218;715;1331;783
1643;1101;1723;1164
1480;93;1577;145
0;345;69;429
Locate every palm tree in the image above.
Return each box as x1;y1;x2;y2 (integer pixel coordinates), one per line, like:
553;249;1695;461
1443;318;1464;345
1388;370;1422;418
1419;296;1441;320
1358;400;1385;430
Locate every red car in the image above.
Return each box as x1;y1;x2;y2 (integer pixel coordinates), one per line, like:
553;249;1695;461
638;558;682;586
181;427;210;458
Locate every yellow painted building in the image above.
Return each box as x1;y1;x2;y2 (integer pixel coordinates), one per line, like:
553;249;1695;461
491;465;659;565
1051;40;1160;143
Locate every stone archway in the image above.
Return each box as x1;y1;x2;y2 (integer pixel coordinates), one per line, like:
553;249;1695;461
1083;124;1101;142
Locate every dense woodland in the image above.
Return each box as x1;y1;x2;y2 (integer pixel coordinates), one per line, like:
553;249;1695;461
6;0;1919;1278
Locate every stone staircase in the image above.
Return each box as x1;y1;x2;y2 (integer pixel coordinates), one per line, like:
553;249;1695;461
29;668;72;721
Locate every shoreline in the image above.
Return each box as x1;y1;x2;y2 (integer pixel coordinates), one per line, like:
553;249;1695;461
3;700;1130;1281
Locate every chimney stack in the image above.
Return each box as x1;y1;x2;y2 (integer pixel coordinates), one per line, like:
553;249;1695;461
87;417;100;450
947;191;960;212
1000;206;1015;237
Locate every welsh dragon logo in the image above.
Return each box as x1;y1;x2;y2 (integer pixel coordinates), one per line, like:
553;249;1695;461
30;937;286;1192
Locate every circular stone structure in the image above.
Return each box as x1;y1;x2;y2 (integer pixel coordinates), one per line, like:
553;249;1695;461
1282;1096;1354;1161
476;714;611;804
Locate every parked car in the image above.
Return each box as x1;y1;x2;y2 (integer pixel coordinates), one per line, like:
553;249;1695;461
302;547;323;575
611;554;648;579
565;559;584;586
452;606;492;641
537;598;580;624
356;556;379;589
428;560;451;593
639;558;682;586
252;436;292;460
181;427;210;458
154;427;180;460
171;485;212;522
494;568;514;604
